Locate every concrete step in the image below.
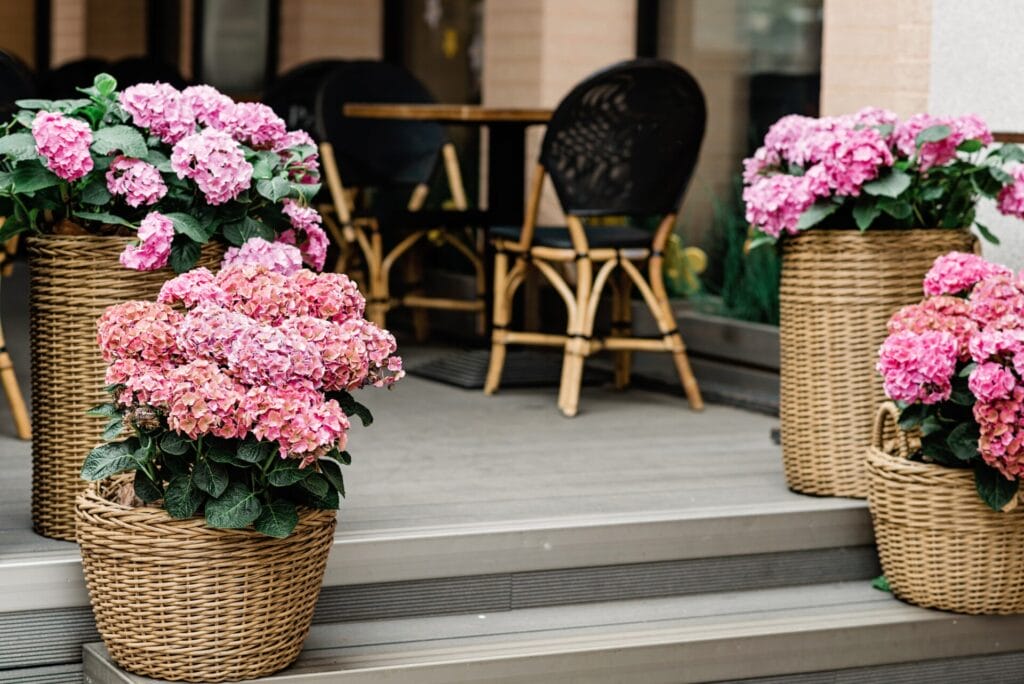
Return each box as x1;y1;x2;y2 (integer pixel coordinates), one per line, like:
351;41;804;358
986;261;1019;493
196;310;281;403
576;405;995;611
82;581;1024;683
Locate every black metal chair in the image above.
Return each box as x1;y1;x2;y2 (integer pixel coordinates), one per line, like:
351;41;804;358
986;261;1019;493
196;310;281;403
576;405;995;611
0;50;35;120
484;59;706;416
41;58;109;99
109;57;189;89
314;60;486;337
264;59;348;139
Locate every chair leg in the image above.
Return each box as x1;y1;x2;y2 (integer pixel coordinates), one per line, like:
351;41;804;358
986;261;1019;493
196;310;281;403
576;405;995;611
484;250;512;395
0;321;29;439
366;229;389;329
612;268;633;390
557;256;594;417
404;252;430;342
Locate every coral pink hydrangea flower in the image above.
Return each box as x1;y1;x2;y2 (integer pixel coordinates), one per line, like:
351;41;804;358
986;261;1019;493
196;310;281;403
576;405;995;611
158;267;229;308
877;330;959;404
242;386;349;459
119;82;195;144
997;164;1024;219
976;386;1024;480
291;269;365;322
222;237;303;275
31;111;93;181
171;128;253;205
166;360;248;440
119;211;175;271
887;296;978;361
106;156;167;207
97;300;184;365
923;252;1013;296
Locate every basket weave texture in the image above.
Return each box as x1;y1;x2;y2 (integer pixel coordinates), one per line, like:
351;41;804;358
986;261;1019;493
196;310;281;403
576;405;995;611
867;402;1024;614
779;228;975;497
29;234;223;540
76;480;337;682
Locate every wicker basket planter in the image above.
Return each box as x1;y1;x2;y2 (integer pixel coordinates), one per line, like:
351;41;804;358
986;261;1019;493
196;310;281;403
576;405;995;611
866;403;1024;614
76;480;337;682
779;228;975;498
29;234;223;541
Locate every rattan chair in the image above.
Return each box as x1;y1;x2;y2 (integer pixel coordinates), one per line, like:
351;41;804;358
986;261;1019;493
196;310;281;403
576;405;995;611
314;61;486;337
484;59;706;417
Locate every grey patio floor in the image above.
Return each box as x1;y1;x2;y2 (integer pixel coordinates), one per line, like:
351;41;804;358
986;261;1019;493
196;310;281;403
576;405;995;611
0;260;869;608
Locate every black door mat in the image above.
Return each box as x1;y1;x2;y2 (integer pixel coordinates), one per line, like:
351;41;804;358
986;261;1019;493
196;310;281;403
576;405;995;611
407;349;610;390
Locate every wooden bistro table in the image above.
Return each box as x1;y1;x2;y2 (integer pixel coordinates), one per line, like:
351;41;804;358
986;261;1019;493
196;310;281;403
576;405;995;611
342;103;556;388
342;103;552;226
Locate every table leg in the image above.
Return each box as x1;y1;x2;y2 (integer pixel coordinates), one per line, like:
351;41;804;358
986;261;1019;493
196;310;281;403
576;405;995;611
485;122;529;227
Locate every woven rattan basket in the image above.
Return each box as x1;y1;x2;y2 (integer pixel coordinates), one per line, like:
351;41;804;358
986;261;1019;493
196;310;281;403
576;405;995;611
867;402;1024;614
29;234;223;540
76;479;337;682
779;228;975;498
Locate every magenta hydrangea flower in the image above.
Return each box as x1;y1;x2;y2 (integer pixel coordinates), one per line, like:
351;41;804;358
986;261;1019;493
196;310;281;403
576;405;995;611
106;156;167;207
923;252;1013;296
31;111;93;181
275;129;321;184
281;199;328;269
119;82;195;144
815;126;893;196
847;107;899;134
181;84;236;129
119;211;175;271
742;173;817;238
228;102;287;150
976;386;1024;480
171;128;253;205
877;330;959;404
887;296;978;361
893;113;991;171
969;275;1024;328
222;237;304;275
997;164;1024;218
969;362;1017;402
158;267;229;308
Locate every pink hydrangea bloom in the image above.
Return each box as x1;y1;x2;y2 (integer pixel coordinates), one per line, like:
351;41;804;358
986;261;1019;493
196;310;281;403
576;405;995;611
877;330;959;404
291;269;365;322
893;113;990;171
976;386;1024;480
923;252;1013;296
997;164;1024;218
226;322;324;389
741;147;778;184
968;329;1024;364
953;114;994;146
166;360;247;440
969;275;1024;328
119;211;175;271
762;114;815;163
815;126;893;196
281;199;328;269
119;82;195;144
31;111;93;181
742;173;817;238
176;302;253;365
106;156;167;207
215;263;300;324
158;267;229;308
847;107;899;134
96;300;184;365
222;237;304;275
228;102;287;149
181;84;236;130
170;128;253;205
243;386;349;459
969;362;1017;402
887;296;978;361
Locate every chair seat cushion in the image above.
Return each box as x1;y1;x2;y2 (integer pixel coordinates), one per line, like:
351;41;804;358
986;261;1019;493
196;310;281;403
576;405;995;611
356;208;489;230
490;225;652;249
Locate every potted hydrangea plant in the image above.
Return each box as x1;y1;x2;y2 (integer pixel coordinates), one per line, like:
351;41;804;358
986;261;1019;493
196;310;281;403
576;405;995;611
743;108;1024;497
1;74;330;539
869;251;1024;614
75;244;402;681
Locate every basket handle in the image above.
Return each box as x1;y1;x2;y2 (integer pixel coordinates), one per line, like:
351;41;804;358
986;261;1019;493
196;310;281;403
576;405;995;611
872;401;911;459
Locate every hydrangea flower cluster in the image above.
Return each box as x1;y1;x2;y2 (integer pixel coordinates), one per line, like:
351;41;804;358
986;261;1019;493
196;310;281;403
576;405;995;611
742;109;1022;239
877;252;1024;489
222;237;304;275
1;73;327;275
98;257;403;463
106;156;167;207
31;111;94;181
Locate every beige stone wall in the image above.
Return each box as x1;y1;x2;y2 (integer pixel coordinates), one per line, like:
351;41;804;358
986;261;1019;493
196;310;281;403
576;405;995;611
278;0;384;73
481;0;636;224
819;0;931;117
0;2;35;68
84;0;145;62
51;0;87;67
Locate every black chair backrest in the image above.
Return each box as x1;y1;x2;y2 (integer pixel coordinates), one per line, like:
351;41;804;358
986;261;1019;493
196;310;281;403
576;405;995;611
110;57;189;90
315;60;445;188
0;50;35;120
264;59;347;140
540;59;706;217
41;58;109;99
